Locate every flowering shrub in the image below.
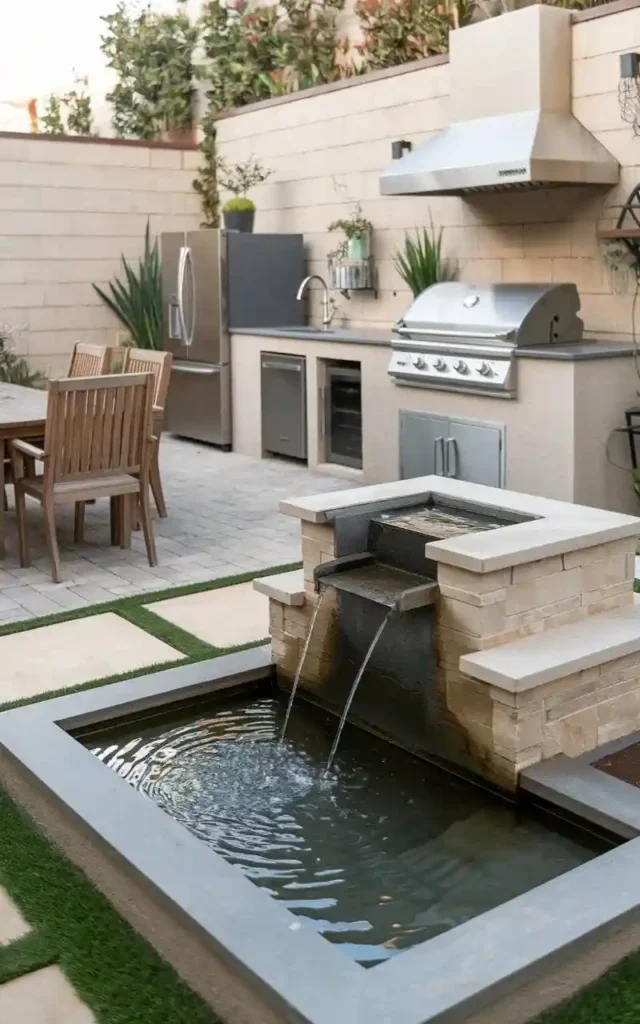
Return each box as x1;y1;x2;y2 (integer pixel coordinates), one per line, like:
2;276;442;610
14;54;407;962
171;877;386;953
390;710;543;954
199;0;348;114
354;0;473;71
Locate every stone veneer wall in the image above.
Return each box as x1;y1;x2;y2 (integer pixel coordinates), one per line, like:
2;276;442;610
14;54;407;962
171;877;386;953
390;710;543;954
438;537;637;788
217;1;640;338
269;522;639;790
0;133;202;376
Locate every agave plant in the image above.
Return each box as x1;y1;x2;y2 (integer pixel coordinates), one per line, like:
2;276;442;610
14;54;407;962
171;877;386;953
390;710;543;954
93;222;162;350
393;221;456;298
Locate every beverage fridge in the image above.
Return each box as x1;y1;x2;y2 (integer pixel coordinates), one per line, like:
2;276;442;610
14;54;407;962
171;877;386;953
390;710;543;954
161;230;305;446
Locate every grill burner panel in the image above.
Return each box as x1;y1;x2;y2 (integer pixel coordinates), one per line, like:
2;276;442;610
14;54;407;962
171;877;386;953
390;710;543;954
388;282;583;398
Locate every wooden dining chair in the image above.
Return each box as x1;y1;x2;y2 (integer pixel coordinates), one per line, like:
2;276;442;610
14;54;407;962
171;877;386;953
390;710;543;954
68;342;110;378
4;343;111;508
121;348;172;518
11;373;157;583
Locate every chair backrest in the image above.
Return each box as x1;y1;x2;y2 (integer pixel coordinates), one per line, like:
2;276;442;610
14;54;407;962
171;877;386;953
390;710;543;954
44;373;154;484
121;349;172;410
68;343;110;378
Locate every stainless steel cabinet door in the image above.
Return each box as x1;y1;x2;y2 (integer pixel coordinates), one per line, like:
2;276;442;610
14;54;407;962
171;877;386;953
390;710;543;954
399;411;448;479
445;418;503;487
261;353;307;460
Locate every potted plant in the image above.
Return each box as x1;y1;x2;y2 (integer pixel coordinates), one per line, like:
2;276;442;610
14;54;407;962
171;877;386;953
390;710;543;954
216;156;272;232
393;219;456;297
328;204;373;261
93;222;162;350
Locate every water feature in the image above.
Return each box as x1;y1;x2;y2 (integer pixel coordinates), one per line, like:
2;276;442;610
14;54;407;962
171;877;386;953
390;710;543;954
280;587;327;742
81;691;606;968
325;608;393;771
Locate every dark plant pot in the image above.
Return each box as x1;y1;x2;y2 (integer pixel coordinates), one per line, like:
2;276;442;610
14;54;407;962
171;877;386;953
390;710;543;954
223;208;255;233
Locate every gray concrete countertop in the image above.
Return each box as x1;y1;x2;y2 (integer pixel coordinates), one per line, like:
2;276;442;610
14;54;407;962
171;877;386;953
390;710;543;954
231;326;392;346
517;340;636;361
232;328;636;360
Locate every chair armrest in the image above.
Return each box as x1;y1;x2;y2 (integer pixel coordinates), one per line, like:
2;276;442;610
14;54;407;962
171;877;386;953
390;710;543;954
12;439;45;460
152;404;164;416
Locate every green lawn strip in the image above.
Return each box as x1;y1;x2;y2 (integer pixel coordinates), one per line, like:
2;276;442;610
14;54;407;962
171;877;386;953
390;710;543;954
0;930;58;986
0;789;219;1023
0;561;300;641
536;951;640;1024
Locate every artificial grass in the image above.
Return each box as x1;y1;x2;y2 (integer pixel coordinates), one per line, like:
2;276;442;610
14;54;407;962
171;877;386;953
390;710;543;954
537;952;640;1024
0;789;220;1023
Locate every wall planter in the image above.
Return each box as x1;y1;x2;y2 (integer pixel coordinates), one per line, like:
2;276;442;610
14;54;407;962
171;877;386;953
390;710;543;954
347;231;371;260
223;207;255;233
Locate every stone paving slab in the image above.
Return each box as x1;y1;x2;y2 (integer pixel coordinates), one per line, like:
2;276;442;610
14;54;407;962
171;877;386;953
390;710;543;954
148;582;270;648
0;885;30;945
0;965;95;1023
0;437;350;623
0;613;182;704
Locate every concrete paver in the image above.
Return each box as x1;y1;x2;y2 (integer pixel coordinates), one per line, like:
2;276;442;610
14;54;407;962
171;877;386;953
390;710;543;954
0;612;182;703
0;438;350;622
148;581;270;647
0;966;95;1023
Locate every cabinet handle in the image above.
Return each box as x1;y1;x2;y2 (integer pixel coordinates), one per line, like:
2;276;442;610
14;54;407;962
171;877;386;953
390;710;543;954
434;435;445;475
319;385;326;438
446;437;458;478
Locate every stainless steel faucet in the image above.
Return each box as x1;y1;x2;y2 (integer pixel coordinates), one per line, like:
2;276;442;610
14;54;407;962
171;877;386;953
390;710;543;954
296;275;332;330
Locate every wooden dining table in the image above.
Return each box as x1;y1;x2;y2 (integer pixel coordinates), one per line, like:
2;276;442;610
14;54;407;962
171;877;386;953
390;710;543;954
0;382;47;558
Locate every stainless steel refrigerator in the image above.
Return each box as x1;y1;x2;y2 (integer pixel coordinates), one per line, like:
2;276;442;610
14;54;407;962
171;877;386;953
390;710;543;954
161;230;305;446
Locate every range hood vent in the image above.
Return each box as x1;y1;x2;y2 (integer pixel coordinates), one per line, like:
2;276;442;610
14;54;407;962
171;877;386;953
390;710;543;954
379;6;619;197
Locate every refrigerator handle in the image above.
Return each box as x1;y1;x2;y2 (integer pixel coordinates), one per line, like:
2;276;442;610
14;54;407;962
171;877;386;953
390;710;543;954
177;246;188;343
184;246;195;347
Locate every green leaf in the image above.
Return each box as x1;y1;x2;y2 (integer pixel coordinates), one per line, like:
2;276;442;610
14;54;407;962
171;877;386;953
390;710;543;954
93;220;162;349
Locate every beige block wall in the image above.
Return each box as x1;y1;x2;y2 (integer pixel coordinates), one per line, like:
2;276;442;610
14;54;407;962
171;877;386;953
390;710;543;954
217;5;640;337
0;135;202;375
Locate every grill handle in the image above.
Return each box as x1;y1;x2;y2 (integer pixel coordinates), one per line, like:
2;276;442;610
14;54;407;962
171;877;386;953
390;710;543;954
445;438;458;478
394;324;515;342
434;436;445;476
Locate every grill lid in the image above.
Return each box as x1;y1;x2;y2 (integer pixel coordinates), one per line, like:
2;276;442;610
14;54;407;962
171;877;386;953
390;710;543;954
395;283;583;348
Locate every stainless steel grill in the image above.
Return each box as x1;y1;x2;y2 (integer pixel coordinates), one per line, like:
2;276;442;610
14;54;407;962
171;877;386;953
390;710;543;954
388;282;583;398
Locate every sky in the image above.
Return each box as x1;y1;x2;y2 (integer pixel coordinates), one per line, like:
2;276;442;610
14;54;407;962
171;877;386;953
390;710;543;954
0;0;202;133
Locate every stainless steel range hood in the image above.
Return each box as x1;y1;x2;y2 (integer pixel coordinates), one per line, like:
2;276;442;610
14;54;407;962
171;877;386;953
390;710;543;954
379;5;619;196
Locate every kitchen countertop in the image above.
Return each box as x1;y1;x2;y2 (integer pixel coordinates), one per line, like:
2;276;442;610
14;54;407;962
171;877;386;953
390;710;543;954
231;327;637;361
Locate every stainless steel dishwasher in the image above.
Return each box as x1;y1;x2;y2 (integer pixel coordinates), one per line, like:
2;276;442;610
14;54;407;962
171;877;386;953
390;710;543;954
261;352;307;460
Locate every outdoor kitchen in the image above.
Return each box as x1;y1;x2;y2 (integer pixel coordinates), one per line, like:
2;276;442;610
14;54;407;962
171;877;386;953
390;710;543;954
218;3;640;517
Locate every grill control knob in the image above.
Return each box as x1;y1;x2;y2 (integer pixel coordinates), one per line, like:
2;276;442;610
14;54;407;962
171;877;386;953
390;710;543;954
413;356;427;369
433;358;447;372
454;360;469;375
478;361;493;377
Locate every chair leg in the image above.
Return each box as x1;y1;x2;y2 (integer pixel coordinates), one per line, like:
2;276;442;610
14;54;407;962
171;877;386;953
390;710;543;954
74;502;85;544
13;481;30;569
43;500;61;583
151;443;167;518
139;483;157;567
110;496;119;546
119;495;132;550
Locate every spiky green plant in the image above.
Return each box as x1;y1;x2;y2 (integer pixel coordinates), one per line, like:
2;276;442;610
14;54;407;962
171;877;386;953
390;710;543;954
393;221;456;297
93;222;162;349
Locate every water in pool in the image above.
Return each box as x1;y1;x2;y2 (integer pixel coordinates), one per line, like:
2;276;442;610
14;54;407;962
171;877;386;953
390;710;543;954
82;693;605;966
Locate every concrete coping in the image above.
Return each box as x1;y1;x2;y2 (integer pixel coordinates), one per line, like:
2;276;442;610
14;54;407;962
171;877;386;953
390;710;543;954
253;569;305;606
460;598;640;693
280;476;640;574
